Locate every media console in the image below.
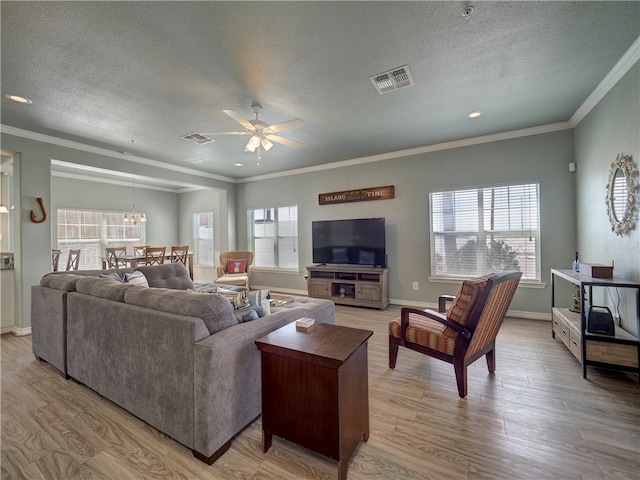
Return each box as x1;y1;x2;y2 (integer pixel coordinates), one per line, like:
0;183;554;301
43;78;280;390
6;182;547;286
306;265;389;310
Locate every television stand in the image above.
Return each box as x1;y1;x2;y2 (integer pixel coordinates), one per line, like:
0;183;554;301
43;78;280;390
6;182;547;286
306;265;389;310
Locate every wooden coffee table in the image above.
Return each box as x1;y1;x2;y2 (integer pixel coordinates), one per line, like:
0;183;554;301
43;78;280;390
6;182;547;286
255;322;373;480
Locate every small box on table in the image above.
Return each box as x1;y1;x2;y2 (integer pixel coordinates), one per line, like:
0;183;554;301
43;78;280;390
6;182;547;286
579;263;613;278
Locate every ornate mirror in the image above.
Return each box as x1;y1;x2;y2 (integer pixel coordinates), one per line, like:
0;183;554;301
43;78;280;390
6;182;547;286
605;154;638;236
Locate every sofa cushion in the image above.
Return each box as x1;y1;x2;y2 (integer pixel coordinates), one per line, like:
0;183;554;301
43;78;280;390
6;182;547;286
446;273;496;327
75;276;138;302
40;273;84;292
137;263;195;290
124;287;237;334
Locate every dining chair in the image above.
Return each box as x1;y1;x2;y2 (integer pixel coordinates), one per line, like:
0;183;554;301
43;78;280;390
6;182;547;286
133;245;149;256
145;246;166;265
388;270;522;398
66;249;81;271
106;246;127;269
52;249;61;272
170;245;189;267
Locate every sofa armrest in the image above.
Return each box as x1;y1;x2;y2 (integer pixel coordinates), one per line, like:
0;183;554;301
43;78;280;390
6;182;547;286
67;293;210;449
192;307;311;459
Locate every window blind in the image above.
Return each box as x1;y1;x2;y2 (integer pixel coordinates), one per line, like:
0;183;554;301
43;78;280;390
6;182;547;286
57;209;145;270
249;205;298;270
193;212;214;266
430;183;539;280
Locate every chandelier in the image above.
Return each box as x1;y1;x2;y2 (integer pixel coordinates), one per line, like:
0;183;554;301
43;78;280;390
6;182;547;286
123;178;147;224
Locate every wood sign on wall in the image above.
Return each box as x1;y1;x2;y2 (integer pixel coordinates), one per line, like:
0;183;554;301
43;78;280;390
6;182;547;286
318;185;395;205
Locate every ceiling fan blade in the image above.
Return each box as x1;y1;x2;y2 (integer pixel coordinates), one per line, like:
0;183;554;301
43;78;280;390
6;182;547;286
223;109;254;130
199;131;248;136
266;134;303;148
267;119;304;134
261;137;274;152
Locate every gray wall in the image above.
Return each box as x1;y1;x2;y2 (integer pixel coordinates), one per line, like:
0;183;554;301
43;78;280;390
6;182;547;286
178;188;230;258
236;129;577;316
574;63;640;334
53;176;179;250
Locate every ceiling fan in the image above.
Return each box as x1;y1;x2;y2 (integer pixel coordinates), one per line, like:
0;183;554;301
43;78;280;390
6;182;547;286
200;104;303;162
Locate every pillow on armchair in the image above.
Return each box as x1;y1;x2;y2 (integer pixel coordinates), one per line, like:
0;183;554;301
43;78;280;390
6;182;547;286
227;259;247;274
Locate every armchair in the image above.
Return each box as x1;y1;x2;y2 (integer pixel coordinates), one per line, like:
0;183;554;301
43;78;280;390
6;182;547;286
388;270;522;398
216;251;253;289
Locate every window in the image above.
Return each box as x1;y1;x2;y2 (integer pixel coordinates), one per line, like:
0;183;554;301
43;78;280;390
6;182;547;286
248;205;298;271
430;183;539;281
57;208;146;270
193;212;214;266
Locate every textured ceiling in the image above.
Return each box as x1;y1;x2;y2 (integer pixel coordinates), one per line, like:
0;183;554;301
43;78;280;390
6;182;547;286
1;1;639;182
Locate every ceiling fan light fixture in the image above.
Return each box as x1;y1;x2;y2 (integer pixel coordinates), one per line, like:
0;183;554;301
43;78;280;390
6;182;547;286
244;135;260;153
261;137;273;151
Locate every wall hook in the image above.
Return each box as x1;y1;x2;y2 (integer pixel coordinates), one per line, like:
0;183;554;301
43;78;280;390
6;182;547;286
30;197;48;223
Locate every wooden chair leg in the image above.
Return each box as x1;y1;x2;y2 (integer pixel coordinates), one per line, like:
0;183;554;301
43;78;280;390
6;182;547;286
389;336;400;369
486;347;496;373
454;359;467;398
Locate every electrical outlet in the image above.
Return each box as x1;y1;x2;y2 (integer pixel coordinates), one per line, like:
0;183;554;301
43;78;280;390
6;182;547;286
412;281;419;290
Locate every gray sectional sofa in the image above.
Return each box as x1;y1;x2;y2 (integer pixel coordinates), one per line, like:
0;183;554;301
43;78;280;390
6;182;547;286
31;263;334;464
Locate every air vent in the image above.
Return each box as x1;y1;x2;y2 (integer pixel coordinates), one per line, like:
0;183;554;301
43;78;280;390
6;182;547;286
180;132;215;145
369;65;414;94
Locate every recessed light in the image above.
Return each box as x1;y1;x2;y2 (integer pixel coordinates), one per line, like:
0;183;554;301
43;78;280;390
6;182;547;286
467;110;483;119
234;163;243;167
4;93;33;104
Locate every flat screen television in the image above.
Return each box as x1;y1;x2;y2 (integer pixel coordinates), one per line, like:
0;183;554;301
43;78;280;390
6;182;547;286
312;217;386;267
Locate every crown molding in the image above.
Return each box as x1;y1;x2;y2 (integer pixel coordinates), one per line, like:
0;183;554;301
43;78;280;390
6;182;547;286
570;35;640;126
0;124;235;184
237;122;573;183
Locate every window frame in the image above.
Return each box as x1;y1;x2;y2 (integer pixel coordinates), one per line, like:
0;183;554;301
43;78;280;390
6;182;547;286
192;211;214;266
56;208;146;270
429;183;540;282
247;204;299;273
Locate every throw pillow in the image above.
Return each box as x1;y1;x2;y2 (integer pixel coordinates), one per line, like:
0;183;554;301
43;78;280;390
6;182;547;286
217;286;249;309
248;289;271;317
98;272;123;282
227;259;247;274
234;305;260;323
123;271;149;287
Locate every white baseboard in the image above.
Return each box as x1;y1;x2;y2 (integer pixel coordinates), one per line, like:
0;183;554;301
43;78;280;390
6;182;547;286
250;289;552;321
2;326;32;336
388;299;550;321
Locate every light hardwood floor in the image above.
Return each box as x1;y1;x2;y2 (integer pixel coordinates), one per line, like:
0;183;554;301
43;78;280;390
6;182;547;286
2;305;639;480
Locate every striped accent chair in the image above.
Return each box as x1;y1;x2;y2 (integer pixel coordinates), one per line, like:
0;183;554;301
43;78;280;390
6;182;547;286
388;270;522;398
